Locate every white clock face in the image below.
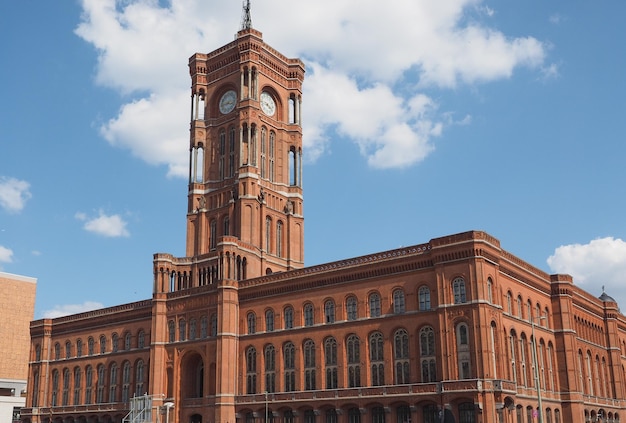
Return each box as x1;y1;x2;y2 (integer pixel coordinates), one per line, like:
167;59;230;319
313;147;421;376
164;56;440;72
219;90;237;114
260;91;276;116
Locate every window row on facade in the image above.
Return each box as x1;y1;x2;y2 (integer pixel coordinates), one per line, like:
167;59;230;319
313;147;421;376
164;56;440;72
244;279;468;335
243;324;472;394
31;360;146;408
35;330;148;362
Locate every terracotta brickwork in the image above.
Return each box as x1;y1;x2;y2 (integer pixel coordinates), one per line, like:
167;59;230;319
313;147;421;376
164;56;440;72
21;21;626;423
0;272;36;380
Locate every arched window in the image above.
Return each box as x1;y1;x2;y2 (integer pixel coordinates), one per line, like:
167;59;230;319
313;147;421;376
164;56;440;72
62;369;70;406
168;320;175;342
265;216;271;253
369;292;381;317
457;323;471;379
135;360;144;397
223;216;230;237
452;277;466;304
247;312;256;334
265;345;276;393
394;328;410;384
487;277;493;303
284;306;294;329
304;303;314;326
246;347;257;394
260;127;267;179
283;342;295;391
459;403;476;423
420;326;436;382
266;309;275;332
324;300;335;323
218;129;226;179
65;341;72;359
397;406;410;423
100;336;107;354
76;339;83;357
109;363;118;402
372;406;386;423
346;296;358;320
73;367;82;405
54;343;61;360
269;131;275;182
393;289;405;314
210;314;218;336
96;365;105;404
210;219;217;250
200;316;208;338
326;409;338;423
125;332;132;350
88;337;95;356
122;361;131;402
276;220;283;257
325;337;338;389
111;333;119;353
348;408;361;423
418;286;431;311
370;332;385;386
186;319;195;340
506;291;513;314
178;319;186;341
347;334;361;387
509;330;518;383
517;296;523;317
304;339;316;390
85;365;93;404
51;370;59;406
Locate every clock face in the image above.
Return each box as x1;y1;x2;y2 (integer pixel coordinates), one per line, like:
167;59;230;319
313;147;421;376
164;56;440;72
219;90;237;114
260;91;276;116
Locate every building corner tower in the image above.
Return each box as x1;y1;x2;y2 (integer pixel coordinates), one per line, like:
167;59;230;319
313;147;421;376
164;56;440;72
185;3;305;281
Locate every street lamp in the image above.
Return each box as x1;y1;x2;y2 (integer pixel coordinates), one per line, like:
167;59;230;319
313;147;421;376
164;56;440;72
163;402;175;423
531;317;546;423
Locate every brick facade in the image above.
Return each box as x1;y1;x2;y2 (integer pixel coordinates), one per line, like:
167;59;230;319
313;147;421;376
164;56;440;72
22;20;626;423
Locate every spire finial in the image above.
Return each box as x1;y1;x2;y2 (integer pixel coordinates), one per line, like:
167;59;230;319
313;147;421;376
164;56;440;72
241;0;252;30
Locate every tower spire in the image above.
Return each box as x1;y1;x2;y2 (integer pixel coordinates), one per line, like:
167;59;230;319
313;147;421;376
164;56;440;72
241;0;252;30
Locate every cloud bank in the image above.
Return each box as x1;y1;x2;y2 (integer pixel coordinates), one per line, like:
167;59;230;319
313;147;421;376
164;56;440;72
0;176;32;213
75;0;548;176
75;210;130;238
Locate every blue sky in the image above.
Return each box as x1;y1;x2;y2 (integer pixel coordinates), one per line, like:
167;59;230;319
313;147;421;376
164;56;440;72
1;0;626;319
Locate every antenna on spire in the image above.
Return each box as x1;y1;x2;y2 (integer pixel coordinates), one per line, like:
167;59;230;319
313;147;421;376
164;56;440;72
241;0;252;30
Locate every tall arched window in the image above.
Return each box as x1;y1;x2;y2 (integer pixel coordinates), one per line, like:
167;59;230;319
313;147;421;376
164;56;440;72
346;296;358;320
487;277;493;303
420;326;436;382
506;291;513;314
304;339;316;390
54;343;60;360
246;347;257;394
96;365;105;403
76;339;83;357
73;367;82;405
265;309;275;332
100;336;107;354
178;319;186;341
65;341;72;359
369;292;381;317
265;345;276;393
394;328;410;384
276;220;283;257
265;216;271;253
210;314;218;336
457;323;471;379
111;334;119;353
85;365;93;404
168;320;175;342
124;332;132;350
223;216;230;237
418;286;431;311
189;319;197;340
200;317;208;338
51;370;59;406
269;131;275;182
324;300;335;323
393;289;405;314
370;332;384;386
135;360;144;397
283;342;295;391
109;363;118;402
452;277;466;304
304;303;314;326
247;312;256;334
517;296;523;317
260;127;267;178
284;306;294;329
509;330;518;383
122;361;131;402
62;369;70;406
325;337;338;389
218;129;226;179
210;219;217;250
88;337;94;356
347;334;361;387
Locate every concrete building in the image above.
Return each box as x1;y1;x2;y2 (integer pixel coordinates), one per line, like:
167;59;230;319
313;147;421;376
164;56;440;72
22;8;626;423
0;271;36;423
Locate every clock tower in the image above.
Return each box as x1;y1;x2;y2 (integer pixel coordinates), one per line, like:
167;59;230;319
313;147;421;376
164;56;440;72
185;3;305;280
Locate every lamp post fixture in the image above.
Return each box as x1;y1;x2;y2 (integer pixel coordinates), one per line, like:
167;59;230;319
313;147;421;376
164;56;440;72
265;391;269;423
531;317;545;423
163;402;174;423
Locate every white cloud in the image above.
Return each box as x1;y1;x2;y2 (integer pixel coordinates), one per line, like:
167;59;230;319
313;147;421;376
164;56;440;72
547;237;626;308
0;176;32;213
75;0;547;173
42;301;105;319
75;209;130;238
0;245;14;264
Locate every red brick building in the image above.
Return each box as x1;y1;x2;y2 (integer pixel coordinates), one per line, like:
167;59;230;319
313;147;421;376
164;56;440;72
22;11;626;423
